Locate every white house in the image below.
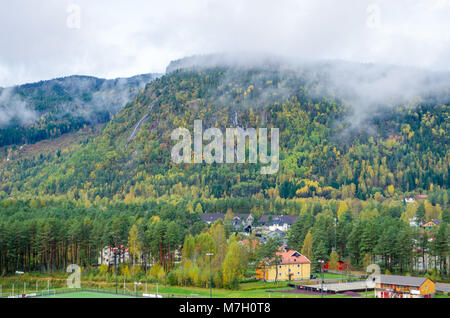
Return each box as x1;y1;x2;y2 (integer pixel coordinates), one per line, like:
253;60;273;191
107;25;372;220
405;197;416;204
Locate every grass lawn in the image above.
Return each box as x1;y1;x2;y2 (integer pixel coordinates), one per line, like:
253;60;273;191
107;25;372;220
0;274;358;299
40;291;136;298
141;283;351;298
310;272;358;280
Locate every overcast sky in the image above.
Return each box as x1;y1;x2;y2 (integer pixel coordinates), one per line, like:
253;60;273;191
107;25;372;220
1;0;449;86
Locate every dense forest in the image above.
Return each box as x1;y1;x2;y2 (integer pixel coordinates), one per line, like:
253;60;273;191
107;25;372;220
1;62;448;202
0;58;448;286
0;197;448;287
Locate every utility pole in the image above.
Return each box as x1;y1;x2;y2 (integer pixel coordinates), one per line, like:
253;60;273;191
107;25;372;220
318;260;325;298
334;218;337;252
115;249;118;294
206;253;214;298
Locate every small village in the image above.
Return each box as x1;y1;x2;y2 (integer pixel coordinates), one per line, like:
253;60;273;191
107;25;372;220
96;211;449;298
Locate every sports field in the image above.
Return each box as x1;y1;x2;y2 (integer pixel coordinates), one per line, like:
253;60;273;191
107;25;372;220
39;291;138;298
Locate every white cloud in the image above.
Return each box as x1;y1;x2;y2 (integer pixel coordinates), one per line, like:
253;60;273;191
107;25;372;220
0;0;449;86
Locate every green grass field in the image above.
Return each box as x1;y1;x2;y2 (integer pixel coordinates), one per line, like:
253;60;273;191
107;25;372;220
40;291;137;298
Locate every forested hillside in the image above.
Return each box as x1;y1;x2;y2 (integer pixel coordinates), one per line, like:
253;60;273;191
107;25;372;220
1;59;448;203
0;57;448;280
0;73;160;147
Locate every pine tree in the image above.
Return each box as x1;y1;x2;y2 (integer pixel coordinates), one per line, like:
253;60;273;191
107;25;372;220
416;202;426;225
434;223;448;274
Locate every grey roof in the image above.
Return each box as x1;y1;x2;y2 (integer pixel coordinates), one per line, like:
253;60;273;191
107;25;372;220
436;283;450;293
421;219;443;227
200;213;225;223
379;275;428;287
259;215;298;225
200;213;251;224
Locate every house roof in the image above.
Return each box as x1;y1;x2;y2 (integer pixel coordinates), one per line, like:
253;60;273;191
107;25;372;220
378;275;429;287
422;219;442;226
436;283;450;293
259;215;298;225
277;248;311;265
200;213;299;227
199;213;251;223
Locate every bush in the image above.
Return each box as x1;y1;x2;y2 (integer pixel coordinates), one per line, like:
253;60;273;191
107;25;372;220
167;271;177;286
230;277;240;290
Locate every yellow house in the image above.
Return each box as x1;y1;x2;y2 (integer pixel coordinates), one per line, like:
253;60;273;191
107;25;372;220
375;275;435;298
421;219;442;230
256;246;311;281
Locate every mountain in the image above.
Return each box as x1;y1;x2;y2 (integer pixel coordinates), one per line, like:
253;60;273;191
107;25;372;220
0;56;448;206
0;73;161;147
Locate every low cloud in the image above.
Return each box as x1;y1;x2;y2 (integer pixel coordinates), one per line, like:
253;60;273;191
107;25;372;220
167;54;450;129
1;1;450;86
0;88;37;127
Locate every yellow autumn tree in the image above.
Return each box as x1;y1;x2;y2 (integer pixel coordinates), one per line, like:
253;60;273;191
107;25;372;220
301;230;313;260
328;252;339;270
337;201;350;220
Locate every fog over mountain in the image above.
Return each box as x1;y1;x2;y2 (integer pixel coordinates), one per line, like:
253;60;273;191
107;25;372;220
167;54;450;129
0;73;160;147
1;1;449;86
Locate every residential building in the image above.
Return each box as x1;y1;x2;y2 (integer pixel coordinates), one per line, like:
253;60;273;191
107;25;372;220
255;246;311;281
324;260;348;271
409;216;418;227
258;215;298;232
405;197;416;204
436;283;450;295
199;213;253;228
422;219;442;230
374;274;435;298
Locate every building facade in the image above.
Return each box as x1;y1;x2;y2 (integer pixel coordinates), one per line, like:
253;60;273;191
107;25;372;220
256;246;311;281
374;274;435;298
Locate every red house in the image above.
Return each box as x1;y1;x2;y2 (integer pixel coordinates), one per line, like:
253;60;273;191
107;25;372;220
324;261;347;271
